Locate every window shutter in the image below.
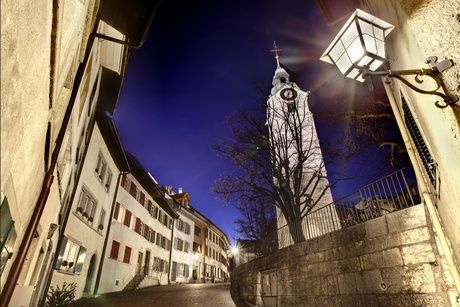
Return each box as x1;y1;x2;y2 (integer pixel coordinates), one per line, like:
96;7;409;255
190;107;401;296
124;210;132;227
135;217;141;234
110;240;120;259
74;246;86;274
139;192;145;206
113;202;120;220
54;236;68;269
129;182;137;198
123;246;132;263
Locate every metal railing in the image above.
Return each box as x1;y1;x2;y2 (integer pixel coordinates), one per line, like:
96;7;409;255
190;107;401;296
239;168;420;263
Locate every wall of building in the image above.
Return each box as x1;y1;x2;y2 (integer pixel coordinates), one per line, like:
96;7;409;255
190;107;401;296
170;210;195;283
98;175;173;293
50;123;119;300
366;0;460;269
231;204;457;306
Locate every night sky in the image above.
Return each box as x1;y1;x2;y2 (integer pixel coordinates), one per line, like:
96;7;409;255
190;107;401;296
113;0;405;241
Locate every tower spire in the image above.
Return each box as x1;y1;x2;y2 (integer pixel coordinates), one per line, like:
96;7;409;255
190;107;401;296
270;41;282;68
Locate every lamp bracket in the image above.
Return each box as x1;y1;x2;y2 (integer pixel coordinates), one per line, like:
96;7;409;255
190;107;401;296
362;57;458;109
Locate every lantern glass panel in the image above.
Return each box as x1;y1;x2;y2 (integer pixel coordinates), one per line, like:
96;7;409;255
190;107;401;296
374;27;384;40
358;55;373;67
346;37;365;63
347;68;360;79
376;39;385;57
363;34;377;54
341;22;359;48
358;19;373;36
369;59;384;71
329;41;346;62
336;53;353;74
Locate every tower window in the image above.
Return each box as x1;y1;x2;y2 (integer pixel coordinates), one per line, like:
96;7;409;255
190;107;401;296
287;102;296;113
280;77;286;83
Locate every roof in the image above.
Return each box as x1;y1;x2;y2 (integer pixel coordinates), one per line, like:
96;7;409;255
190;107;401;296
188;203;230;244
97;67;126;114
125;151;178;218
98;0;161;47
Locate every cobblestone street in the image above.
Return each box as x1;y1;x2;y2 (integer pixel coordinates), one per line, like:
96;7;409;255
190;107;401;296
71;283;235;307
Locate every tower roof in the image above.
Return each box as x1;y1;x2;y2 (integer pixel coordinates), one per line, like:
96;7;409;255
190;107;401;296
270;41;290;94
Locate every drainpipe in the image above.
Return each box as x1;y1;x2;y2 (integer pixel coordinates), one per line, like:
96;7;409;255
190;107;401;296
382;80;460;295
0;19;100;307
168;218;176;284
93;171;127;295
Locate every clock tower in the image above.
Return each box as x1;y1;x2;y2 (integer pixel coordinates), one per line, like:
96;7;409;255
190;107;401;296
267;43;339;246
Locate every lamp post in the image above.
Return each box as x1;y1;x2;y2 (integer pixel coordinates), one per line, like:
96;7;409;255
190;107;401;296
320;9;458;108
320;8;460;295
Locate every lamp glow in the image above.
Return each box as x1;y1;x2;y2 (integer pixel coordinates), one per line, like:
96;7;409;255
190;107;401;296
231;246;239;255
320;8;394;82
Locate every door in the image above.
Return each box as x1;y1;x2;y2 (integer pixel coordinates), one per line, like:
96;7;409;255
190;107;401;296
144;251;150;276
137;252;143;275
261;269;278;307
171;262;177;282
83;254;96;293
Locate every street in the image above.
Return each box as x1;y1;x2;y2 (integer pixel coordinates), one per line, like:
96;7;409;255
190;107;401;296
71;283;235;307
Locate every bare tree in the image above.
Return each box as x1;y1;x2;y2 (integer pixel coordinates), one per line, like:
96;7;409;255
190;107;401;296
214;86;335;244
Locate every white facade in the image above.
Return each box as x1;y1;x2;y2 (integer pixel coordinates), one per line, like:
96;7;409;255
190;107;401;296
50;122;120;300
267;61;339;248
204;227;229;282
170;209;195;283
98;173;174;293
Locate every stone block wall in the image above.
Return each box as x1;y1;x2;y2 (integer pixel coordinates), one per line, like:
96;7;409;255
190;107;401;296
230;204;457;306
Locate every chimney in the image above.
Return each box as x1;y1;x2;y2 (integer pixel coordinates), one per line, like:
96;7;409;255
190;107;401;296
178;187;183;194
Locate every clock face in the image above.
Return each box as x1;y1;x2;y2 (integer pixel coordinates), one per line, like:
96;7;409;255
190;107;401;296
280;88;297;101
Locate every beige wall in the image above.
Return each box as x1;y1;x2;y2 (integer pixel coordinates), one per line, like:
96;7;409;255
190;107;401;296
366;0;460;269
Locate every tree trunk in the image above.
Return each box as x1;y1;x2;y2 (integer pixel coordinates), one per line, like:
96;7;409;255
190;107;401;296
287;218;305;244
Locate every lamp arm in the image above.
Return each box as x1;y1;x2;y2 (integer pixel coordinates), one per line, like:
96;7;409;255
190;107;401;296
363;67;458;109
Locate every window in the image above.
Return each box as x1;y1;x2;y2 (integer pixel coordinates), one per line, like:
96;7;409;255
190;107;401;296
56;237;86;274
184;223;190;234
98;209;106;233
149;230;156;244
194;226;201;237
76;187;97;225
123;246;132;264
153;257;160;271
156;233;161;247
193;242;201;253
153;206;159;219
95;153;107;182
1;197;16;273
184;241;190;253
105;170;112;191
123;210;132;227
139;192;145;206
129;182;137;198
109;240;120;260
135;217;142;234
163;260;169;273
402;95;437;185
113;202;120;220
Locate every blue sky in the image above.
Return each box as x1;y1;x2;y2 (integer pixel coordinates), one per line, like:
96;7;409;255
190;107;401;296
113;0;406;241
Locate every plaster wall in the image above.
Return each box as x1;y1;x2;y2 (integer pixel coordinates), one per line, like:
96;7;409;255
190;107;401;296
170;210;195;283
231;204;457;306
366;0;460;269
50;124;119;300
98;177;173;293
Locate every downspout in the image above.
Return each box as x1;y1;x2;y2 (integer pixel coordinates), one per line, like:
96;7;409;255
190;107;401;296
0;20;100;307
93;171;127;295
383;80;460;295
168;217;176;284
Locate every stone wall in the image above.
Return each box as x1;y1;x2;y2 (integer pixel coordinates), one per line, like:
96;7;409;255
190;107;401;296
230;204;457;306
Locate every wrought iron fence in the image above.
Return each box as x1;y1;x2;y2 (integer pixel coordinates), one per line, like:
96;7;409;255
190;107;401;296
241;168;420;262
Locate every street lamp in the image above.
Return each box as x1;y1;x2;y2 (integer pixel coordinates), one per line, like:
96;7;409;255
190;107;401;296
230;246;239;256
320;8;458;108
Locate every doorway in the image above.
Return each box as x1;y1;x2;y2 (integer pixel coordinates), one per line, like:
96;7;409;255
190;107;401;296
144;251;150;276
171;262;177;282
83;254;96;293
137;252;143;275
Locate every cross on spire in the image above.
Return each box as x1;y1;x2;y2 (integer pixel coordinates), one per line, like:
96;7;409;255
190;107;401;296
270;41;282;67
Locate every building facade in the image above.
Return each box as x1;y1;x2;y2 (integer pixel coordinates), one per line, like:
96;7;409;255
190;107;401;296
98;154;177;293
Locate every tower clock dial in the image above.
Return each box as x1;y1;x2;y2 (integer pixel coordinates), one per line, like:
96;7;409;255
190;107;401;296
280;88;297;101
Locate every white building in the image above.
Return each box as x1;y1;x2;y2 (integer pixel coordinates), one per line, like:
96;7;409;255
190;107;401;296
204;224;229;282
168;198;195;284
266;55;339;248
98;153;177;293
50;110;128;300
